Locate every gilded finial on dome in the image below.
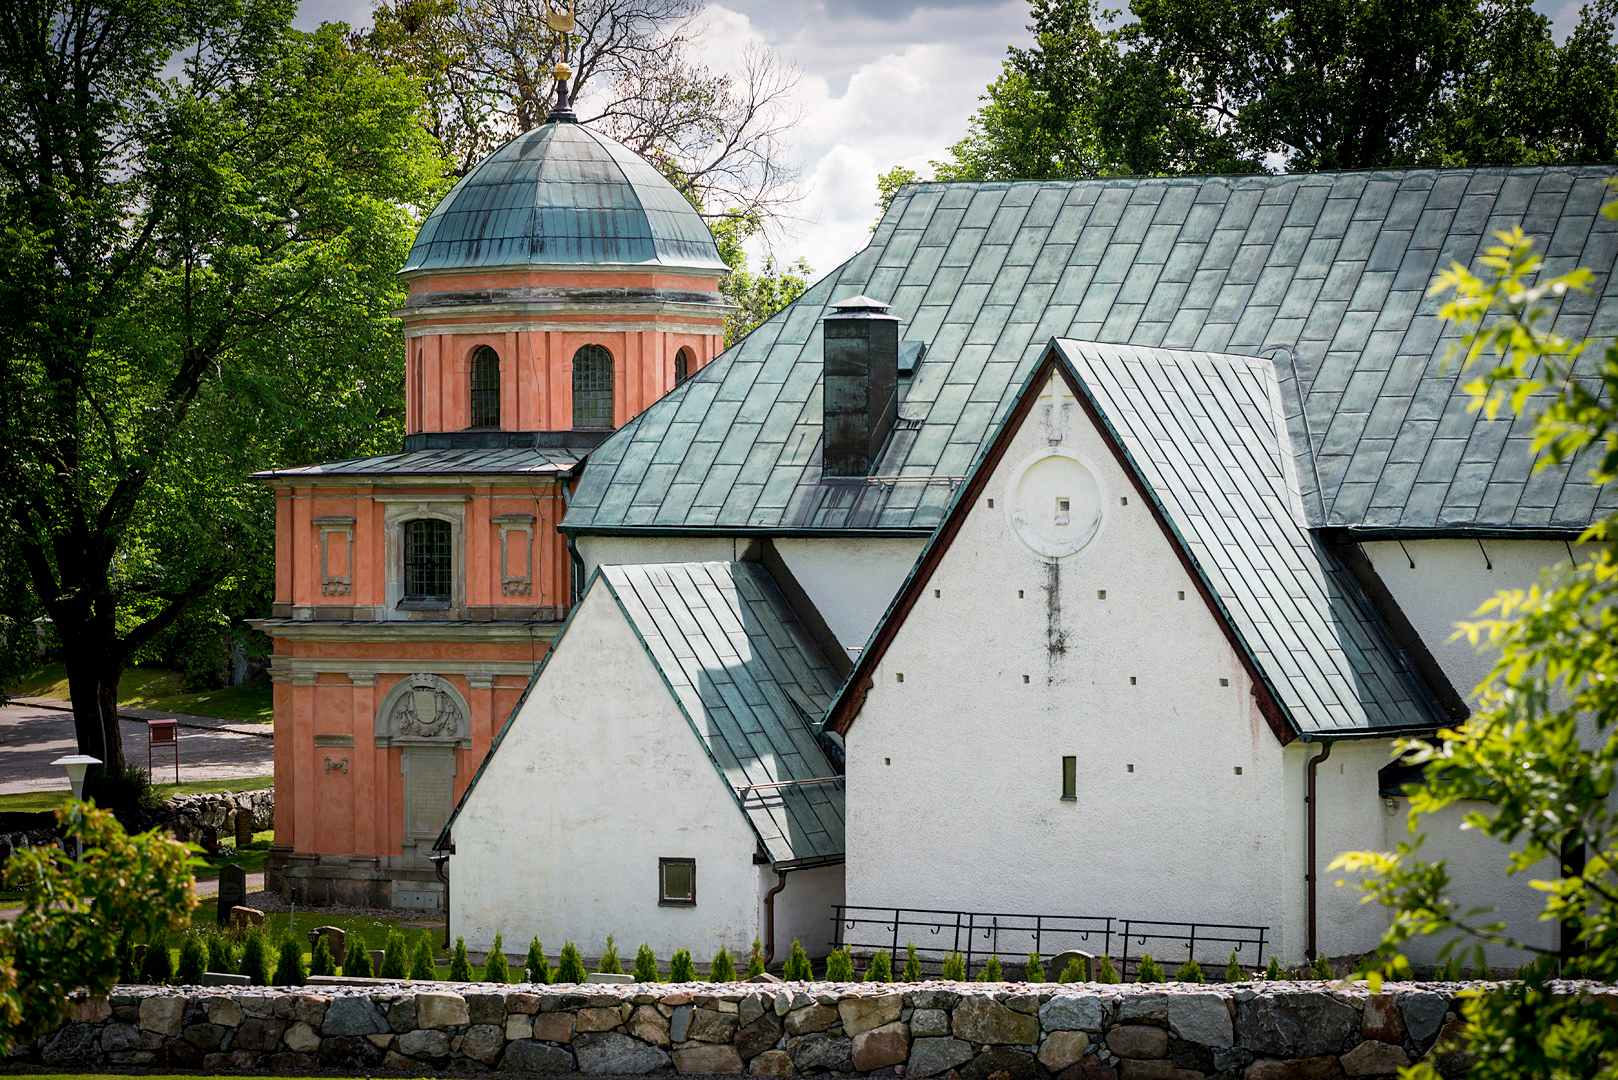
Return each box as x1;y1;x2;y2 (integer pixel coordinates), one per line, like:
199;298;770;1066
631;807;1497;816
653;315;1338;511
547;1;578;123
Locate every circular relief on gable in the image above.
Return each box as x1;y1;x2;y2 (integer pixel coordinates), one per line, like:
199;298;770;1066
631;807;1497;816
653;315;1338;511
1004;448;1106;559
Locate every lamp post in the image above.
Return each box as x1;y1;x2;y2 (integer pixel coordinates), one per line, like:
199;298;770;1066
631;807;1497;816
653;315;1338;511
51;754;101;858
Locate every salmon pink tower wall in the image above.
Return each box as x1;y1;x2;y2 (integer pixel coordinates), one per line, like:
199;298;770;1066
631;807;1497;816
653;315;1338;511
251;114;732;909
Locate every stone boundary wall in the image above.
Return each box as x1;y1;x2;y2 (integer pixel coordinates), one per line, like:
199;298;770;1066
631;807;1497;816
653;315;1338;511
161;788;274;846
18;979;1580;1078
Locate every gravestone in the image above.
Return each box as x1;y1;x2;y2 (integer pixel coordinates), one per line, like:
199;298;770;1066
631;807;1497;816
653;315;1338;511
310;925;348;964
216;864;247;926
234;809;254;849
199;825;219;856
229;905;266;929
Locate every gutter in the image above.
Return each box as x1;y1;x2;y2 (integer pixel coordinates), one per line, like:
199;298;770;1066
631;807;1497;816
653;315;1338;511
761;856;845;966
1306;739;1336;961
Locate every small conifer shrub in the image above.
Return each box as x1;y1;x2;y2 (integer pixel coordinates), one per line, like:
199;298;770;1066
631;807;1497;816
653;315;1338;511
309;937;337;978
1174;959;1205;983
274;937;308;985
670;948;697;982
555;941;587;984
207;932;235;976
977;955;1002;982
1025;953;1046;982
1136;953;1164;983
748;938;766;978
176;935;206;984
381;930;409;979
485;934;512;982
825;947;854;981
1059;956;1089;982
711;945;737;983
1225;951;1243;983
526;937;551;984
865;950;892;983
941;951;966;980
447;937;473;982
783;940;812;981
242;928;274;985
117;927;137;983
139;932;174;984
599;934;623;975
904;942;922;981
409;937;436;980
1312;953;1332;980
1095;954;1119;983
635;943;659;982
1264;956;1283;981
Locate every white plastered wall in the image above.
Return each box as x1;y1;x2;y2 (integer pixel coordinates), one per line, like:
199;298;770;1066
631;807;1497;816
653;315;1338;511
576;534;925;651
845;370;1309;963
757;862;846;962
449;583;771;958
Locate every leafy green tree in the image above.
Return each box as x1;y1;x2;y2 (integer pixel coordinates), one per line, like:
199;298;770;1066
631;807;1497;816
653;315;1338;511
872;167;922;231
0;1;446;789
598;934;622;975
1096;955;1119;983
381;930;409;980
1024;953;1046;982
177;935;207;985
447;937;473;982
555;941;587;984
1059;956;1089;982
670;948;697;982
747;938;766;978
941;952;966;980
242;927;274;986
937;0;1618;183
274;938;308;985
1173;959;1204;983
1225;951;1243;983
825;947;854;981
904;942;922;981
409;937;436;980
310;937;337;978
484;933;511;983
783;940;812;982
712;212;812;348
526;937;551;984
1334;193;1618;1080
636;943;660;982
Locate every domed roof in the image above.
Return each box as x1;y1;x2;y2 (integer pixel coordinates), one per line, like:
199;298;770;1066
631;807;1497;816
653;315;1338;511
402;122;727;274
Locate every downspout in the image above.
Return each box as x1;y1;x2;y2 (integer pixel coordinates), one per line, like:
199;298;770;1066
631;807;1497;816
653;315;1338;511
1306;740;1335;961
430;847;453;950
763;871;788;966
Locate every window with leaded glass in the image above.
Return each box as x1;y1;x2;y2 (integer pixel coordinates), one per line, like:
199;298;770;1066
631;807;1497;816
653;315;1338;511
675;346;693;386
572;344;614;428
470;346;500;428
403;519;453;603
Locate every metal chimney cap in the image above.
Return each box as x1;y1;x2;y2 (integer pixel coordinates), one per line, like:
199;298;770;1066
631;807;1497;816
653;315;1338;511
825;294;895;317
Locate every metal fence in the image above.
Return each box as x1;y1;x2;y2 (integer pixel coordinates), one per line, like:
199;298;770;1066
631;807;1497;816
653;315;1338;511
830;906;1268;982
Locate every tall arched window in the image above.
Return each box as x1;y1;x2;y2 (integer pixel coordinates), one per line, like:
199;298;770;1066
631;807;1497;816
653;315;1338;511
403;519;453;603
469;346;500;428
674;346;694;386
572;344;614;428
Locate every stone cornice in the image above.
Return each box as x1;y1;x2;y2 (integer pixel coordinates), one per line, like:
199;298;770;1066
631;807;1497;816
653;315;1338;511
251;618;561;645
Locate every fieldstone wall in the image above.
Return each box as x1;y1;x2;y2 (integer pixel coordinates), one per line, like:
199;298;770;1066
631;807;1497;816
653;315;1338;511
18;979;1575;1078
160;788;274;846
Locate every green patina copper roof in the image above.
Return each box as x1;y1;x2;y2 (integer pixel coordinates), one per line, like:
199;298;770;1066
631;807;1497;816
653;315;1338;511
564;166;1618;535
253;447;579;479
403;123;726;274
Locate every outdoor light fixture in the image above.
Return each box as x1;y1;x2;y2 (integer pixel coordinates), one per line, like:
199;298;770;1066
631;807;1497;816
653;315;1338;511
52;754;101;801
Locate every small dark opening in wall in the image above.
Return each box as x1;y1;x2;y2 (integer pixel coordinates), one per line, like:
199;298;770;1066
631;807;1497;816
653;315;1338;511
1220;678;1230;687
896;672;904;683
1130;676;1137;685
1178;590;1186;600
987;498;995;508
1234;766;1243;775
1023;674;1030;683
1126;763;1135;773
934;589;940;598
1061;756;1076;800
1097;589;1107;599
1018;590;1024;598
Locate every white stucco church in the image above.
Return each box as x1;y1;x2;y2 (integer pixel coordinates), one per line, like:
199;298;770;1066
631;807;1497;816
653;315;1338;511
437;160;1618;973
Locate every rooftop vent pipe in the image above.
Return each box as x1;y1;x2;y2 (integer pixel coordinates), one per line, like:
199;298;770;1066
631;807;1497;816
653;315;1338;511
822;295;899;477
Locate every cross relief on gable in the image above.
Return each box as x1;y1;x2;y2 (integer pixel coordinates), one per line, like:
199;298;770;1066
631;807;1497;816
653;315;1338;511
375;673;473;748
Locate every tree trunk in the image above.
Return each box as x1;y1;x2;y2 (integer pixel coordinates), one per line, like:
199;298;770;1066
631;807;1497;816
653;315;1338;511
62;641;126;800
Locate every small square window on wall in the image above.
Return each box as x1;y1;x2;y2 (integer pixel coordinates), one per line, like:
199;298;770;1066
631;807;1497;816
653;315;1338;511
1061;756;1077;801
659;858;696;906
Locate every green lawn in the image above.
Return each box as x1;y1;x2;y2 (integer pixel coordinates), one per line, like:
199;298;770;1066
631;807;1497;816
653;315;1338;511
7;662;272;723
0;774;273;814
197;828;276;876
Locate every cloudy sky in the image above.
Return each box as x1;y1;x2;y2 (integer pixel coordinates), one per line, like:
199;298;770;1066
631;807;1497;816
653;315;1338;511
299;0;1594;280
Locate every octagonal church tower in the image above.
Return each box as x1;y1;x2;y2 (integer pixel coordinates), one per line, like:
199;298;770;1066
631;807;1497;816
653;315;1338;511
255;111;729;909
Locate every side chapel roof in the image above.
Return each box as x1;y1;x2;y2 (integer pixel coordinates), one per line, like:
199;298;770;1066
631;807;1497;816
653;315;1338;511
827;340;1454;742
565;167;1618;536
438;561;846;866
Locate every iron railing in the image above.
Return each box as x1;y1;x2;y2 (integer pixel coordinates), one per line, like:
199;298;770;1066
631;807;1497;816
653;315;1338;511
831;905;1268;982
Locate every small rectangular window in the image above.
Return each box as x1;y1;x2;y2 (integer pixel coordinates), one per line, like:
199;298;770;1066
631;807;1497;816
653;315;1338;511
659;858;696;906
1061;756;1077;800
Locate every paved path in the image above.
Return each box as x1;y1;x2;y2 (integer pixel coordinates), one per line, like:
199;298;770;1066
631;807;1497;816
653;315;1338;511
0;870;268;922
0;699;274;795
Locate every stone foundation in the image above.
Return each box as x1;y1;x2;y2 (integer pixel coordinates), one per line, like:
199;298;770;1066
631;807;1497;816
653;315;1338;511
265;847;445;910
19;979;1575;1077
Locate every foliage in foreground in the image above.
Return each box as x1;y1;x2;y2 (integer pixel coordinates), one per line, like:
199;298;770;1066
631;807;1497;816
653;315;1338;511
783;940;812;982
1334;192;1618;1079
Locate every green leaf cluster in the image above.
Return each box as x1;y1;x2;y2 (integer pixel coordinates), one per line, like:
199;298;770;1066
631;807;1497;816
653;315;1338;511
1135;954;1164;984
670;948;697;983
635;943;659;982
526;938;550;984
941;952;966;981
782;940;812;982
824;947;854;982
865;950;892;983
555;941;587;984
710;945;737;983
447;937;472;982
484;934;511;983
274;938;308;985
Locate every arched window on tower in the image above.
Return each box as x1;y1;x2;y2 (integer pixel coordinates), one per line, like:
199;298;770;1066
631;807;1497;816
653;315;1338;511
572;344;614;428
675;346;694;386
469;345;500;428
